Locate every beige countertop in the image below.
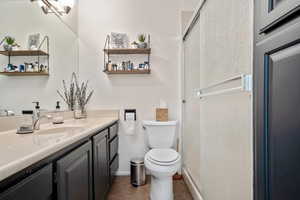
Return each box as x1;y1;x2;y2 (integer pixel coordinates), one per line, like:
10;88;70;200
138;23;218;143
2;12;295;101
0;116;118;182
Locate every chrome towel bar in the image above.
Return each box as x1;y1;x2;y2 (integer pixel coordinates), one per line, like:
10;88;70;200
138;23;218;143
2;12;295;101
195;74;252;99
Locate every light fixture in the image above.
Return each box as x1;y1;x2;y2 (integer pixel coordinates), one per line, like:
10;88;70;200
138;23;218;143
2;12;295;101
31;0;74;16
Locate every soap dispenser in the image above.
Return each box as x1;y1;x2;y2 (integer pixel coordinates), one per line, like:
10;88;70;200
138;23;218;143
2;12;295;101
53;101;64;124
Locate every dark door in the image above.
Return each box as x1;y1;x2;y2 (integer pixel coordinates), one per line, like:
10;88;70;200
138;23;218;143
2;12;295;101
259;0;300;33
56;141;93;200
255;21;300;200
93;129;109;200
0;164;52;200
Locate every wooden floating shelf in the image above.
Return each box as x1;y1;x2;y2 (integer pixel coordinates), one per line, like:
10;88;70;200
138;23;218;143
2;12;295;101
0;72;49;76
0;50;49;57
103;48;151;55
104;69;151;75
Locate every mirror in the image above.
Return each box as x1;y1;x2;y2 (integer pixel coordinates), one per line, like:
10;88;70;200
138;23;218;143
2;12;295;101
0;0;79;116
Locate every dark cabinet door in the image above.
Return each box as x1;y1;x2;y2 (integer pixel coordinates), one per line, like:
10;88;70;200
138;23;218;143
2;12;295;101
109;136;119;163
109;123;118;140
56;141;93;200
110;154;119;185
93;129;109;200
255;22;300;200
259;0;300;33
0;164;53;200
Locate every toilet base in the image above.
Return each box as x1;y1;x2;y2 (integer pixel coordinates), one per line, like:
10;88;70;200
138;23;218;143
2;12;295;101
150;175;174;200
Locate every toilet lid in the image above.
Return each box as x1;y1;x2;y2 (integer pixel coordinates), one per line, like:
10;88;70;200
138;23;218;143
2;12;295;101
147;149;180;165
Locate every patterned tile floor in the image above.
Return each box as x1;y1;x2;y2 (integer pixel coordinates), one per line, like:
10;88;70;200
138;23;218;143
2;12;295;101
107;176;193;200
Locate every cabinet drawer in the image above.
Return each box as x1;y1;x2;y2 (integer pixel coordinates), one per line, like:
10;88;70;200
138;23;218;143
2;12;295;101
110;154;119;185
109;123;118;140
0;164;52;200
109;136;119;162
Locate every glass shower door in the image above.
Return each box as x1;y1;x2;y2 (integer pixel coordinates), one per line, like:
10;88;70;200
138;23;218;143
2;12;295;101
182;18;201;188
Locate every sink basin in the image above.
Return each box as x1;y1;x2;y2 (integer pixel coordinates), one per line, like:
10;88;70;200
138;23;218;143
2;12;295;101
36;127;83;135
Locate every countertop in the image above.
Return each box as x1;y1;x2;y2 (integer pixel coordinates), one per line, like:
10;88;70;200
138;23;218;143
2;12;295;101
0;117;118;182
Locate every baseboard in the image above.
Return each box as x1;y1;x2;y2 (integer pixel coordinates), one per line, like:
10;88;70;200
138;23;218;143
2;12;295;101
182;167;204;200
115;170;130;176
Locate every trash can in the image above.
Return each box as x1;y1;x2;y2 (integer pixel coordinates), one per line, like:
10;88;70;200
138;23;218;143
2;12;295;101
130;158;146;187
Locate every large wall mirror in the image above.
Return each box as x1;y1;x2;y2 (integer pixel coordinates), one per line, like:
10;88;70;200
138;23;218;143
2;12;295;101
0;0;78;115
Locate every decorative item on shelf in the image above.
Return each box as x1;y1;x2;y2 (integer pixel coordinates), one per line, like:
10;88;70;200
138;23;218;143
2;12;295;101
28;33;40;50
137;34;147;49
144;61;150;70
1;36;20;51
110;32;129;49
73;73;94;119
57;73;77;111
131;41;139;49
5;64;18;72
39;64;48;73
107;60;113;71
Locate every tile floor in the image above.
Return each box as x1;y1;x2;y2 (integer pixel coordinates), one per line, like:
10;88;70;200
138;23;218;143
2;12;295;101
107;176;193;200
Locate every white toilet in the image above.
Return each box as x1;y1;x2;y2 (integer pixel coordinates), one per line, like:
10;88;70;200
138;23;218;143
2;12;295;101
143;120;181;200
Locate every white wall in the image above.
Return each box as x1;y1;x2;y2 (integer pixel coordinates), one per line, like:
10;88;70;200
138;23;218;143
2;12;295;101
182;0;201;11
182;0;253;200
0;1;78;113
78;0;182;174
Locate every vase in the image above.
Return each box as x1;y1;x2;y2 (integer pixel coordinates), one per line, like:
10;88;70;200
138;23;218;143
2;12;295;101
138;42;147;48
74;106;87;119
3;44;12;51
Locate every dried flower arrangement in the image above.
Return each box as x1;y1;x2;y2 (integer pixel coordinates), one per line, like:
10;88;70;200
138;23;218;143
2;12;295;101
57;73;77;111
74;74;94;114
57;73;94;113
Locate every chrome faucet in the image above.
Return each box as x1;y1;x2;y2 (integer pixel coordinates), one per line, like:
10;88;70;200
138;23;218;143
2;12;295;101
0;109;15;117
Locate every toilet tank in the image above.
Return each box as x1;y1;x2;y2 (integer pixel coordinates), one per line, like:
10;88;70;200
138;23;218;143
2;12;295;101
143;121;178;149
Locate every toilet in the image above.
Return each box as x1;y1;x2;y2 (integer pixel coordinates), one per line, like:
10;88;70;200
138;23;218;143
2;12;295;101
143;120;181;200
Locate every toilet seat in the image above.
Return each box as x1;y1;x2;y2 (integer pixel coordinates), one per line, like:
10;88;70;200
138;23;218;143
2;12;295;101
146;149;180;166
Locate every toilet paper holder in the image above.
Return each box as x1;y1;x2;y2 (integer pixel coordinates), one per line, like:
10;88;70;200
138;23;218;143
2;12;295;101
124;109;136;121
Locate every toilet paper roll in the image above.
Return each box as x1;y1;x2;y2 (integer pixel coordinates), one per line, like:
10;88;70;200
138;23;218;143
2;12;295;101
125;112;135;121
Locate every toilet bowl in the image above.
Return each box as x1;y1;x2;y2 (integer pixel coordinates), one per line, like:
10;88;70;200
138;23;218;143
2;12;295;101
144;148;181;200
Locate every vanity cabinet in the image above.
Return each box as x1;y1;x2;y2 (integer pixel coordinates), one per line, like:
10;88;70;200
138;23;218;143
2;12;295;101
93;129;109;200
0;164;53;200
56;141;93;200
0;121;119;200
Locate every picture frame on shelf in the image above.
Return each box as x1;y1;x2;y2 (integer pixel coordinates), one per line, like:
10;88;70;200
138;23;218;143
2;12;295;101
28;33;40;50
110;32;129;49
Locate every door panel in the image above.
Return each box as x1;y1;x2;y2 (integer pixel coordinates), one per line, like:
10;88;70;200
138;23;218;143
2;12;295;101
268;43;300;200
93;130;109;200
0;164;52;200
56;141;93;200
260;0;300;33
255;21;300;200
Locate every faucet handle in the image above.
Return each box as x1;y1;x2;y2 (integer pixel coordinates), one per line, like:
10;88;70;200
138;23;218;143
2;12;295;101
32;102;40;109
